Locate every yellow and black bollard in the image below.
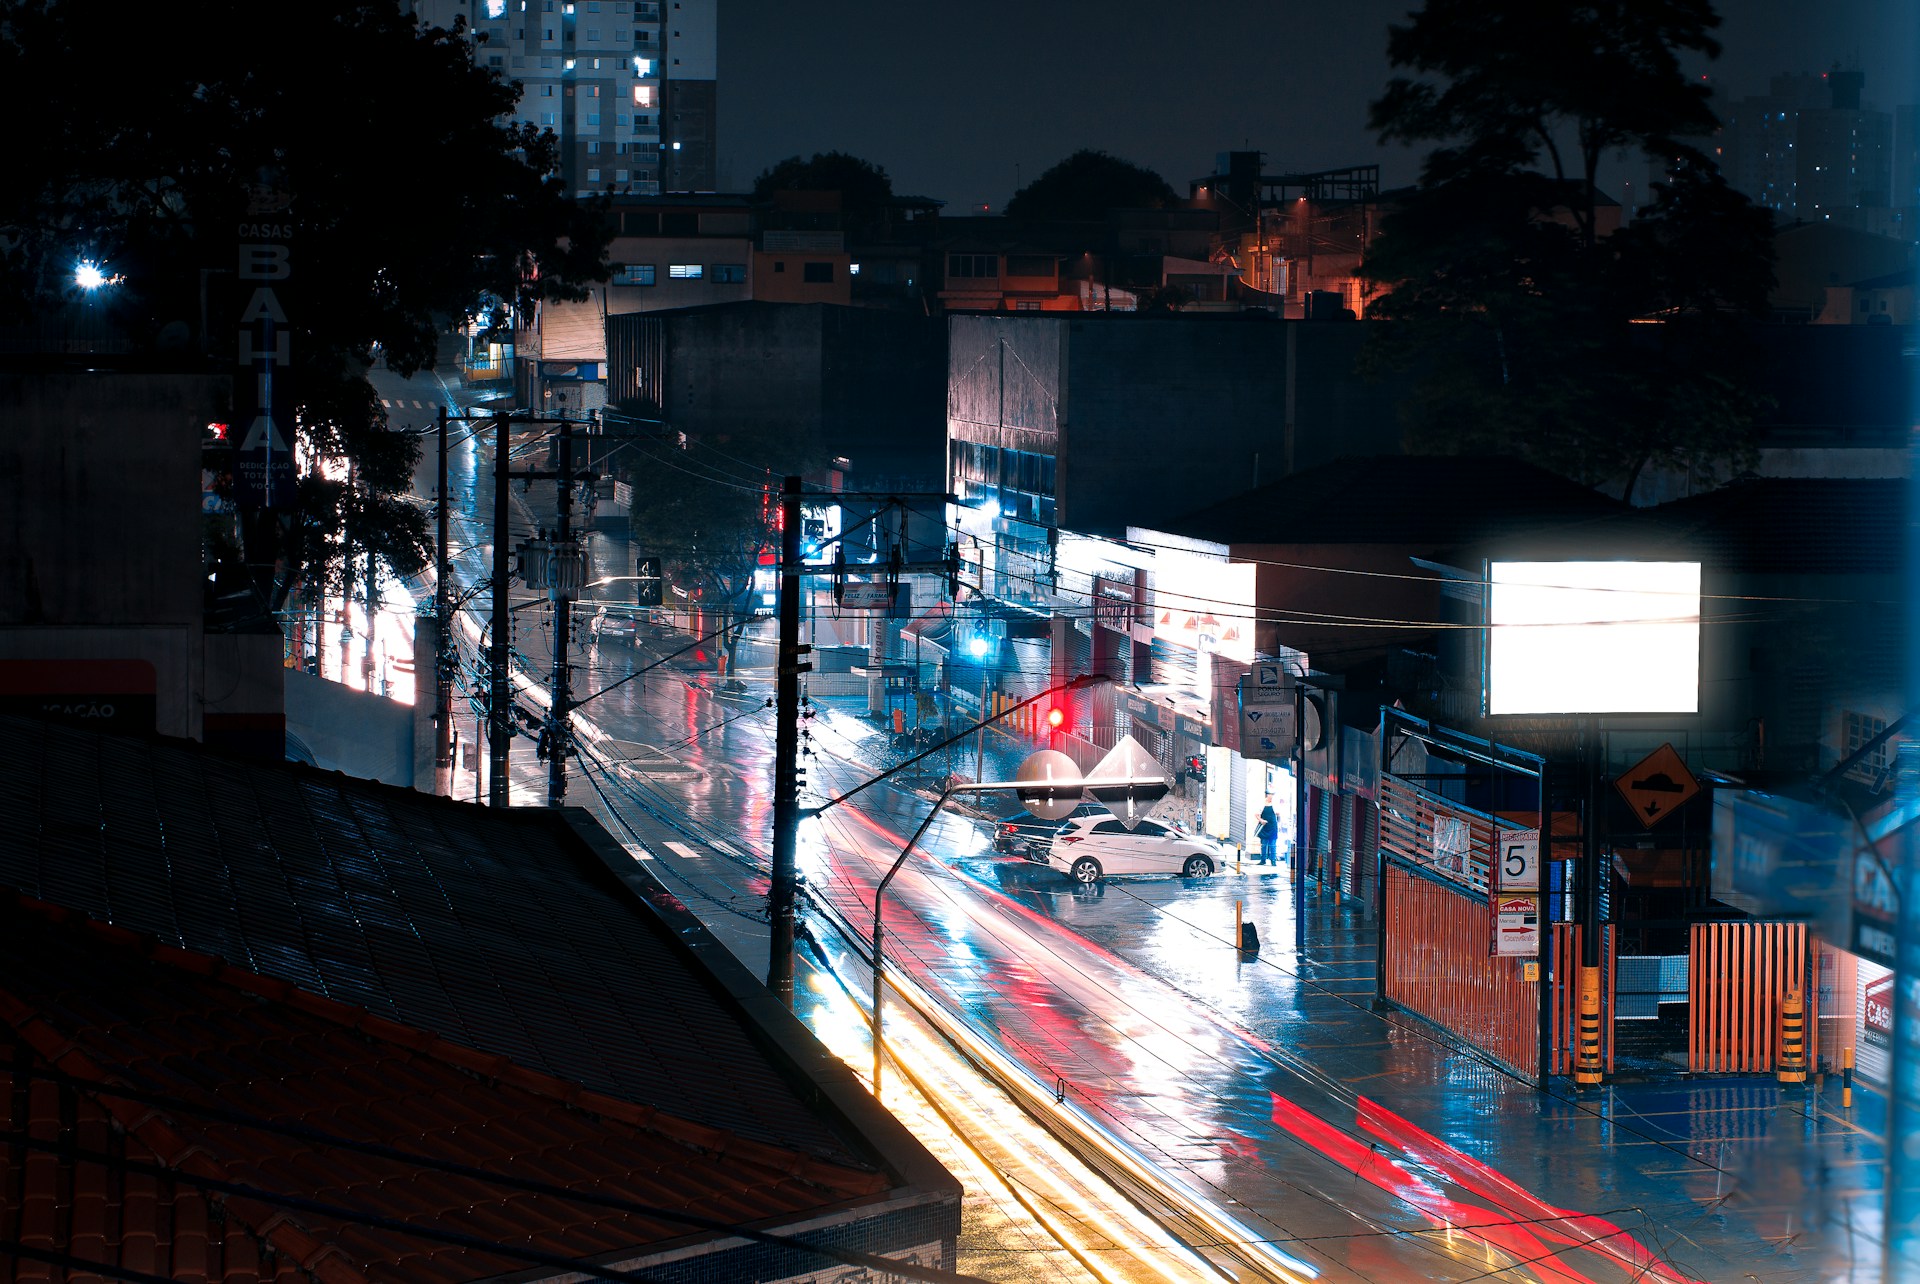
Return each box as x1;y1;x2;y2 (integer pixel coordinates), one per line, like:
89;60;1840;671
1843;1045;1855;1108
1777;988;1808;1084
1573;965;1603;1086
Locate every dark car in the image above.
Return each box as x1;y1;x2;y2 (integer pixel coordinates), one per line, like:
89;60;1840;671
990;801;1105;859
587;607;641;645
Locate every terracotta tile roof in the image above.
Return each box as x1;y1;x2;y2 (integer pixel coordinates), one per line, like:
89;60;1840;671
0;716;867;1170
0;895;889;1284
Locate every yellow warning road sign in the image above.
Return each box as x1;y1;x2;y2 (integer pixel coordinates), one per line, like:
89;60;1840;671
1614;742;1700;826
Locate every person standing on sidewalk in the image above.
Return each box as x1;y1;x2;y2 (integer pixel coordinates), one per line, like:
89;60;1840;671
1256;798;1279;865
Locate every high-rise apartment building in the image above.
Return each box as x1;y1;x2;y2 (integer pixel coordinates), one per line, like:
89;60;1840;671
412;0;715;197
1711;68;1899;226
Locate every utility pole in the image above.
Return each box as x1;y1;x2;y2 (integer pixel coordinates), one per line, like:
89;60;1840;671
488;412;512;808
434;404;453;795
768;475;808;1005
766;481;958;1005
545;415;577;809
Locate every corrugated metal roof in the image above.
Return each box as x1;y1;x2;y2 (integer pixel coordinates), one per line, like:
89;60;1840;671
0;896;888;1283
0;717;869;1170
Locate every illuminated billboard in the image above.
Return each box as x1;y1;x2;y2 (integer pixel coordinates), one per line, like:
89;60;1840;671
1487;561;1700;715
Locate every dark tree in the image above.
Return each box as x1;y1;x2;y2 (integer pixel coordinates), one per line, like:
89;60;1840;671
752;151;895;241
0;0;611;613
1004;150;1177;222
1362;0;1773;499
610;410;817;676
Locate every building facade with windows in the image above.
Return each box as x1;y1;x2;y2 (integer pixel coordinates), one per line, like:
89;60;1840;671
412;0;716;196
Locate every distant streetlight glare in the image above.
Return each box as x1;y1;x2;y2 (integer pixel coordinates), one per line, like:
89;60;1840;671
74;260;107;290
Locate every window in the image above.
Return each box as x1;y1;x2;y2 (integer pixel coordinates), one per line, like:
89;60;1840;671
849;263;861;276
541;111;557;125
773;261;786;273
540;84;554;96
1013;300;1041;311
714;264;746;283
586;113;601;126
1092;820;1129;835
586;141;601;154
669;264;703;279
586;168;601;182
620;264;655;285
587;27;600;39
947;253;997;279
615;169;628;181
802;262;834;284
1844;711;1892;783
634;85;653;106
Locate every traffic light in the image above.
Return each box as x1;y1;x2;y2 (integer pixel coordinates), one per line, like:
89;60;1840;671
635;556;663;606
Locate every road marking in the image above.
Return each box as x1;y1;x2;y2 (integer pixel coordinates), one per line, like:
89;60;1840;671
629;846;655;861
665;841;701;859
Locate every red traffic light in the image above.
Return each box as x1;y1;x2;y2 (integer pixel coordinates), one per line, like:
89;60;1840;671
1046;706;1065;729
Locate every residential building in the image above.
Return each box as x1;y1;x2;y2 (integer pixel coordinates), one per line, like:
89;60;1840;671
412;0;717;197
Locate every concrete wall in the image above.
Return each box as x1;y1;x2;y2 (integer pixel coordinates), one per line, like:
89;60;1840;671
611;302;945;482
946;314;1412;538
285;668;430;789
0;371;229;740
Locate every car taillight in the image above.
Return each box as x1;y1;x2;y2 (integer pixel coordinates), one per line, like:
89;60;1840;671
1000;824;1016;834
1058;835;1081;844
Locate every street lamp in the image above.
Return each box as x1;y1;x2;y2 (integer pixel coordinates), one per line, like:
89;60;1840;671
791;672;1145;1096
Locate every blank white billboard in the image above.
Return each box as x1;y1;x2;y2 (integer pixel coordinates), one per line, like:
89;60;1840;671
1487;562;1701;715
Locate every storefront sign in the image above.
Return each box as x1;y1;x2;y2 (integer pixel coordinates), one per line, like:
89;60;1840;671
1238;675;1295;761
233;183;295;508
1493;894;1541;957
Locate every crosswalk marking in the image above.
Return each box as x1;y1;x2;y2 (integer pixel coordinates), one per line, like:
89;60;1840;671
664;841;701;859
629;845;655;861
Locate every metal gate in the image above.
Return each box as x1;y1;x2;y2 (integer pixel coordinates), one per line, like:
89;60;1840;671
1549;923;1616;1076
1383;863;1540;1080
1688;921;1814;1074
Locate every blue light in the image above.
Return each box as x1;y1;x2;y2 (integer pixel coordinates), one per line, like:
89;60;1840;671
74;260;106;290
967;636;991;660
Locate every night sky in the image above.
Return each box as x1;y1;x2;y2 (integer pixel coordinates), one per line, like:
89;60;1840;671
719;1;1920;211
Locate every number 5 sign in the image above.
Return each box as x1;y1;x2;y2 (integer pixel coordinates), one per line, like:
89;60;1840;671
1498;829;1540;892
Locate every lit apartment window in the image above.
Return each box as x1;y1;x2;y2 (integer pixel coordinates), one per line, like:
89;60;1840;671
714;264;746;283
669;264;703;279
541;111;557;125
634;85;653;106
587;168;601;181
621;264;655;284
634;56;652;74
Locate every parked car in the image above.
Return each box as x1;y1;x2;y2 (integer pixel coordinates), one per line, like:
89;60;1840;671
1044;814;1225;883
588;607;641;645
990;802;1104;859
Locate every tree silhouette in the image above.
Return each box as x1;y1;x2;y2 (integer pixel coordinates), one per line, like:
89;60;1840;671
0;0;611;614
753;152;895;241
1362;0;1773;499
1004;150;1177;222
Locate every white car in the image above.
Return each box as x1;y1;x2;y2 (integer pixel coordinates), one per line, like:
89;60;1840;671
1046;814;1224;884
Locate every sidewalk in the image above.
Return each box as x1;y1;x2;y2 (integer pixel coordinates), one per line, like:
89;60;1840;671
1206;870;1883;1282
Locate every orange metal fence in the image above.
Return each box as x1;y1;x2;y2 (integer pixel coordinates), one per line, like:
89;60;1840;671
1384;863;1540;1080
1688;921;1811;1074
1379;776;1498;897
1548;923;1616;1076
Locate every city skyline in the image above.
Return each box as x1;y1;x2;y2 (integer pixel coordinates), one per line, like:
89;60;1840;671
719;0;1920;210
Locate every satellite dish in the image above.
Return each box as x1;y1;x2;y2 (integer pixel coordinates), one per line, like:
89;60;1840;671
1015;749;1084;821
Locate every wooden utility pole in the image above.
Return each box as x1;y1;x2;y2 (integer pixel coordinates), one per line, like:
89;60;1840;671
488;412;513;808
434;404;454;795
767;477;808;1005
